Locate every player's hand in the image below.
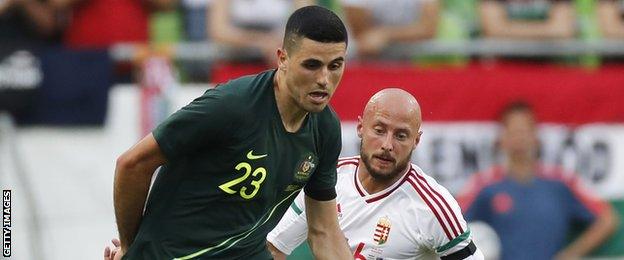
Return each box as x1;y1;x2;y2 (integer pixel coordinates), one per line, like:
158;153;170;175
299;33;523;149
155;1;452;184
554;250;580;260
104;238;125;260
266;241;287;260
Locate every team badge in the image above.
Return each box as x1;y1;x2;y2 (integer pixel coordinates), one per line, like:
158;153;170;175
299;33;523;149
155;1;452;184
294;153;317;182
373;216;391;245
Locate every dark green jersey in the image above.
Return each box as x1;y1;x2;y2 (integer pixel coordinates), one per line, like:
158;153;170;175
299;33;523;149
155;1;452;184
123;70;342;260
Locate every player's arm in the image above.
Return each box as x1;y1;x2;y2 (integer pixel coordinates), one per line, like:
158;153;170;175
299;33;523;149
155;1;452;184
480;0;575;39
421;175;483;259
556;204;618;259
266;241;287;260
434;216;483;260
267;193;310;256
555;177;619;259
304;195;351;260
114;133;166;253
597;0;624;38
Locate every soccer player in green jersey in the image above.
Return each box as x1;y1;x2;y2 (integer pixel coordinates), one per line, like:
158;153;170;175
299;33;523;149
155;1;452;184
108;6;351;260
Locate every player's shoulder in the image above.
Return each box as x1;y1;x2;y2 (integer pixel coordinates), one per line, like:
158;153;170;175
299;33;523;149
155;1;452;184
401;164;464;219
403;164;471;247
535;163;605;202
204;70;275;113
463;166;507;192
402;164;456;201
212;69;274;98
535;163;578;184
219;69;274;89
336;156;360;174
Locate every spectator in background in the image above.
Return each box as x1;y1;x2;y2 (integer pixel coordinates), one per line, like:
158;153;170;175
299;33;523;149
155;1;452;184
209;0;314;64
597;0;624;38
457;101;618;260
479;0;575;39
0;0;58;120
0;0;57;39
51;0;177;49
341;0;440;58
182;0;213;41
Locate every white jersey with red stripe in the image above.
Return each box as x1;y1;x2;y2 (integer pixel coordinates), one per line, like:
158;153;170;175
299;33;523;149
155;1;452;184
267;156;477;259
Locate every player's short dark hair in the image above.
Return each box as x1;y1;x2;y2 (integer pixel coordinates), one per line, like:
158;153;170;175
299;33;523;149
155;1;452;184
283;6;348;52
499;100;535;125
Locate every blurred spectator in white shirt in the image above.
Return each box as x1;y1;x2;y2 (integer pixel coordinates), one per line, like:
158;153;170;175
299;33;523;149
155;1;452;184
209;0;313;64
341;0;440;58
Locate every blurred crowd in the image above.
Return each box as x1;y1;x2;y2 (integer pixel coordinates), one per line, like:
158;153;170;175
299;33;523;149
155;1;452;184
2;0;624;60
1;0;623;98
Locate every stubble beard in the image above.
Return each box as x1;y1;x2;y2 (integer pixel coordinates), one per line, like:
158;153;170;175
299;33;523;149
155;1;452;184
360;141;412;181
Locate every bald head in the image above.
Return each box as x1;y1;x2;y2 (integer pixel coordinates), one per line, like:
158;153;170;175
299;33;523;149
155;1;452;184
357;88;423;185
362;88;422;130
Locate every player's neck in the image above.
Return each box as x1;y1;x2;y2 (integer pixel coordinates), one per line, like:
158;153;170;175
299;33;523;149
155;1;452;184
357;162;408;194
505;155;536;183
274;71;308;133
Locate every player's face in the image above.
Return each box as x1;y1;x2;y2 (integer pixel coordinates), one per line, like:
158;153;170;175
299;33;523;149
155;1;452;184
500;111;539;159
279;38;346;113
358;106;421;180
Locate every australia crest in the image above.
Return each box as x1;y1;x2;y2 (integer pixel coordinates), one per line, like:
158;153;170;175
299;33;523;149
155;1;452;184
294;153;317;182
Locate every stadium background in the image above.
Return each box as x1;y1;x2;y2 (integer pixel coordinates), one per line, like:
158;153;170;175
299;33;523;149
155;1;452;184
1;0;624;259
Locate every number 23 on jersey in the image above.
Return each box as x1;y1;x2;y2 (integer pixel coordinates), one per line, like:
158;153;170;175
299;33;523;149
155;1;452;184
218;150;268;199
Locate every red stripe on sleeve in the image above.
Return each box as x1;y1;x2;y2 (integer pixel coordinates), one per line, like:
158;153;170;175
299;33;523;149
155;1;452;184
415;173;465;234
407;177;454;240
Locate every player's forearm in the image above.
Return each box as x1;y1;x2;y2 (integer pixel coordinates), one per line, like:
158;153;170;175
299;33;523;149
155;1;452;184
561;207;619;257
308;226;351;260
378;23;437;43
484;22;574;39
113;155;158;250
266;241;287;260
481;2;574;39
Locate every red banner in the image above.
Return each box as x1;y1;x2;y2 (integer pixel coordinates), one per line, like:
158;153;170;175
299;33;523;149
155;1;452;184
212;62;624;124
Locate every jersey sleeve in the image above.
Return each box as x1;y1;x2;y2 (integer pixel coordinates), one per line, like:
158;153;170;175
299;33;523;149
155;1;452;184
304;109;342;201
152;87;241;161
457;174;492;223
562;175;609;223
417;174;478;259
266;192;308;255
462;190;491;223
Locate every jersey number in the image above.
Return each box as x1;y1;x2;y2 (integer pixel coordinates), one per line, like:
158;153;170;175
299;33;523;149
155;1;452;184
353;242;366;260
218;162;267;199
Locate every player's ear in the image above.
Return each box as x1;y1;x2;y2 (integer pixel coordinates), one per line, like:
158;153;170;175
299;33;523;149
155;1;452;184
357;116;363;138
277;48;288;71
413;130;423;149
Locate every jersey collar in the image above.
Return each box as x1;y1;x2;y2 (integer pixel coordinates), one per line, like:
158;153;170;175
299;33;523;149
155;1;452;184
354;161;413;203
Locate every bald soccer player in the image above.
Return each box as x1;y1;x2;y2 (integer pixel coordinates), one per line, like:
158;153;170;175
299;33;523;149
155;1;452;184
267;89;484;260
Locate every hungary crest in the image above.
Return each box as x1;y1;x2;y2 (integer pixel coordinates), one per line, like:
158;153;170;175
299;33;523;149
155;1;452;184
373;216;391;245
